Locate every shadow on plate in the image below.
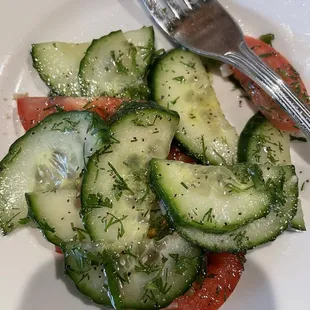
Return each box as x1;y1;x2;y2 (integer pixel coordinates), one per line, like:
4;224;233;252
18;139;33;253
222;257;276;310
18;256;101;310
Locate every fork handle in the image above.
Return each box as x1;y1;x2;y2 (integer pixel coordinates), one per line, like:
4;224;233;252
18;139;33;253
225;42;310;138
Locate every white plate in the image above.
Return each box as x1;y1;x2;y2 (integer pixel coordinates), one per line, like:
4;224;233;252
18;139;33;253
0;1;310;309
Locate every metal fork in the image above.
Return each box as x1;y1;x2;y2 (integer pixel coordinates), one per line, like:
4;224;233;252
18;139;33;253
141;0;310;138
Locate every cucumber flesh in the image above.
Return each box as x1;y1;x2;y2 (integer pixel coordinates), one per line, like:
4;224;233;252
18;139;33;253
123;26;155;77
26;190;89;246
79;29;153;99
105;233;201;309
150;160;274;233
0;111;110;234
64;242;111;306
150;48;238;165
238;112;305;231
291;200;306;231
238;112;291;165
31;42;90;96
81;102;179;252
177;165;298;252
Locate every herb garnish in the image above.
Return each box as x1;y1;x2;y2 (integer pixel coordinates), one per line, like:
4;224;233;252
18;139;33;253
135;261;161;275
110;50;128;74
169;254;192;274
108;162;134;200
103;212;128;239
259;33;275;46
180;60;196;69
85;193;113;209
192;208;214;225
172;76;186;83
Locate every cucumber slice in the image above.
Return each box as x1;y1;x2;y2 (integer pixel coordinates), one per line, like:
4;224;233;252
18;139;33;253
291;200;306;231
81;102;179;252
176;165;298;252
238;112;305;230
123;26;155;77
150;48;238;165
64;242;111;307
26;190;88;246
31;42;90;96
151;160;273;233
105;233;201;309
79;29;153;99
0;111;110;234
238;112;291;164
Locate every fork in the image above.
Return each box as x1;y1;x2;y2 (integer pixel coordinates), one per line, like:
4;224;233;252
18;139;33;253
141;0;310;139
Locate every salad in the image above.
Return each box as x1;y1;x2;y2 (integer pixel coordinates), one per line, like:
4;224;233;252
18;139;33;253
0;22;308;309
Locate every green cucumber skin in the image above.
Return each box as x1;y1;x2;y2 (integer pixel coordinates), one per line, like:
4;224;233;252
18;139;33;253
176;166;298;252
79;29;154;100
0;111;110;235
80;101;180;249
105;234;202;310
64;243;112;307
290;200;306;231
26;190;88;247
31;42;90;97
149;48;238;166
108;100;180;125
238;112;266;163
239;112;305;231
150;160;273;234
238;111;291;165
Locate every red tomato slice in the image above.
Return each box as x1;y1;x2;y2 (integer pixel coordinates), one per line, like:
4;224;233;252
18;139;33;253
55;246;63;255
167;147;196;164
166;253;245;310
17;97;123;131
233;36;310;131
166;148;245;310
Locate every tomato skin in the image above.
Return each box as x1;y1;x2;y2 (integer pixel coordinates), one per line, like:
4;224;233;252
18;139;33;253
233;36;310;131
17;97;123;130
166;253;245;310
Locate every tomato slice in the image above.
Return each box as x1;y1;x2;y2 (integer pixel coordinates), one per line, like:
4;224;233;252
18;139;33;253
166;148;245;310
233;36;310;131
167;146;196;164
55;246;63;255
166;253;245;310
17;97;123;131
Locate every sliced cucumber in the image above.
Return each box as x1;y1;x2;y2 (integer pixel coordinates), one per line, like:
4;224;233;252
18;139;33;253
123;26;155;77
26;190;88;246
64;242;111;306
238;112;305;230
238;112;291;164
31;42;90;96
151;160;273;233
0;111;110;234
79;29;153;99
150;48;238;165
105;233;201;309
291;200;306;231
176;165;298;252
81;102;179;252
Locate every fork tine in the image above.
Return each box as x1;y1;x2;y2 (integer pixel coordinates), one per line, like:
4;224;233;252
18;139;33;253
186;0;206;9
165;1;181;19
140;0;177;34
164;0;190;19
182;0;194;10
